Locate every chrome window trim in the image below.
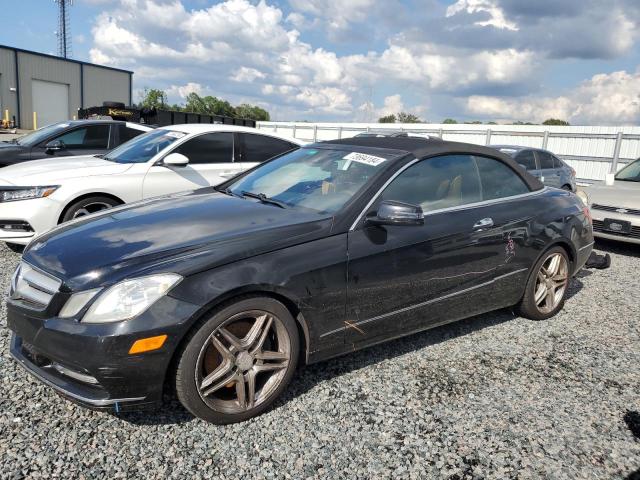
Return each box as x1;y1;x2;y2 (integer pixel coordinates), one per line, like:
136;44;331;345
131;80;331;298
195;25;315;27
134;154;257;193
349;153;548;231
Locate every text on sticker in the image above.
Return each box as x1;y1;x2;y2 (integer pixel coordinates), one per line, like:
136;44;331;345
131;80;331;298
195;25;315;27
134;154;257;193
343;152;387;167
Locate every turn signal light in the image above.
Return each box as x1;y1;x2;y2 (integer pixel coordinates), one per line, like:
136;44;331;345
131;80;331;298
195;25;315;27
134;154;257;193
128;335;168;354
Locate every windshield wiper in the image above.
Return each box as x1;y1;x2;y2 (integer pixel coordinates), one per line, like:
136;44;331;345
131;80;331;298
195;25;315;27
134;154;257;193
241;191;288;209
615;178;639;182
214;186;244;199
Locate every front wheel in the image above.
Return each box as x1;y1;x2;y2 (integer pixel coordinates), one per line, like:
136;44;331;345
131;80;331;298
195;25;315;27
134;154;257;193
175;297;299;424
518;246;570;320
61;196;120;223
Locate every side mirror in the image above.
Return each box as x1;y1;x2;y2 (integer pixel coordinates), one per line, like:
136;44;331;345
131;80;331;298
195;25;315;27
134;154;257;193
45;140;64;152
163;152;189;167
366;200;424;227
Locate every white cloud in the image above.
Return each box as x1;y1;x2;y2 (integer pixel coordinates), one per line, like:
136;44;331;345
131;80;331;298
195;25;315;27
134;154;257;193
446;0;518;31
465;69;640;125
231;67;266;83
167;82;203;99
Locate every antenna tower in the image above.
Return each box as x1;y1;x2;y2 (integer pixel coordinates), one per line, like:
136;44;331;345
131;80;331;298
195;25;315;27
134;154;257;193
54;0;73;58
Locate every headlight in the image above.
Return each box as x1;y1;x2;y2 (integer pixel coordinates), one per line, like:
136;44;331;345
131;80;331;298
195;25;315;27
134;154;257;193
0;186;59;202
66;273;182;324
575;189;590;206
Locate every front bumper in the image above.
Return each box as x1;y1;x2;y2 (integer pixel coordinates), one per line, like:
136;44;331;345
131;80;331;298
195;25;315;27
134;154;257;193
0;197;62;245
591;209;640;245
7;295;200;412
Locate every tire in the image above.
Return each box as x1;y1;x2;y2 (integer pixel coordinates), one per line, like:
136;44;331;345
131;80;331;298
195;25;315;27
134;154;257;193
518;246;571;320
102;101;126;108
175;296;300;424
6;243;24;254
61;196;120;223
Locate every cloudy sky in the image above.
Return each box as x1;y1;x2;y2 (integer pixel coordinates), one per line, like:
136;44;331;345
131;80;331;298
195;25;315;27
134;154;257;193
3;0;640;124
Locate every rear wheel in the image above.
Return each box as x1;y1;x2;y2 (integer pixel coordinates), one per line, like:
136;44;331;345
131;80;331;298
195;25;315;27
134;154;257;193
61;196;120;223
518;246;570;320
561;184;572;191
175;297;299;424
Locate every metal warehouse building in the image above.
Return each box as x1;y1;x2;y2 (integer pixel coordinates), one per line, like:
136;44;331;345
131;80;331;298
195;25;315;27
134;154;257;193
0;45;132;130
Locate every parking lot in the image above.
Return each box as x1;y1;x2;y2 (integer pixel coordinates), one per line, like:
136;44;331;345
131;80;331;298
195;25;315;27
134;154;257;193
0;240;637;479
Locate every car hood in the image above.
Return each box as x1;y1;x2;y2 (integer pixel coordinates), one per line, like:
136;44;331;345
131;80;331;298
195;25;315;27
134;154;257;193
23;191;334;290
584;181;640;209
0;156;133;185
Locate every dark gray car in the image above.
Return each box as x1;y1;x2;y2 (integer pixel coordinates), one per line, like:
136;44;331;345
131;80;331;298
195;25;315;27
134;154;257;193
0;120;151;167
492;145;576;191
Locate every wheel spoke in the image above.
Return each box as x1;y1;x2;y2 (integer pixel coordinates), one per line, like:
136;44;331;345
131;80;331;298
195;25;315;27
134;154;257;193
255;350;288;361
548;255;561;276
218;327;243;351
201;368;237;397
544;289;555;309
534;284;547;305
245;370;256;409
236;374;247;409
244;314;270;348
250;317;274;355
211;335;234;362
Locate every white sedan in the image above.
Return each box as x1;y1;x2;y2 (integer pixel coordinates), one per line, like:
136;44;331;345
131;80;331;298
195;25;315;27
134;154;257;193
0;124;303;248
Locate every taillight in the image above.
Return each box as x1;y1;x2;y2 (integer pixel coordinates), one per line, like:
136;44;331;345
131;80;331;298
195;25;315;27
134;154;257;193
570;167;576;177
583;206;592;225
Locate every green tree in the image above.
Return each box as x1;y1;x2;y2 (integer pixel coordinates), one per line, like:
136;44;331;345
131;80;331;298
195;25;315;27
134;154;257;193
542;118;570;126
184;93;236;117
442;118;458;124
235;104;270;121
396;112;422;123
378;114;396;123
139;88;167;109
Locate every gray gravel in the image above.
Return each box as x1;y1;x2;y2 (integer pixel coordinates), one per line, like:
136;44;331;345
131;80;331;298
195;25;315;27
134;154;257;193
1;241;639;479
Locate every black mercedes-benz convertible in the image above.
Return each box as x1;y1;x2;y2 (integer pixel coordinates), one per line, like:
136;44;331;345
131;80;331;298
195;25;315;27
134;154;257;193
8;137;593;424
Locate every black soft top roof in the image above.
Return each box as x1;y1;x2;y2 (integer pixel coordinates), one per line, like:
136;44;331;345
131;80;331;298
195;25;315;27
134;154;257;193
318;136;544;191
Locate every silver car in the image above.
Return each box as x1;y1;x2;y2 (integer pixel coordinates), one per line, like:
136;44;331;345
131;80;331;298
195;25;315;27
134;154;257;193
584;157;640;244
493;145;577;192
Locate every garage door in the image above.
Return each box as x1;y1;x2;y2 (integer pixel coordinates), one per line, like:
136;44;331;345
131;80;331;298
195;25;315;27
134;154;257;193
32;79;69;128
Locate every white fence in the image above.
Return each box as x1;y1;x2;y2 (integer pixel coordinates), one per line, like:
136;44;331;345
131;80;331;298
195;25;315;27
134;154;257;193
257;122;640;182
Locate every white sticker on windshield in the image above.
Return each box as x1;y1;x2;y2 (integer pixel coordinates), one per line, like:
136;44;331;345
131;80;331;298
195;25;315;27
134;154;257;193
166;131;187;139
343;151;387;167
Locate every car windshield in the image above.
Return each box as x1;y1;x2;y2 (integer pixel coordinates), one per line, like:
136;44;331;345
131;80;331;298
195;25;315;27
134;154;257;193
227;147;397;213
615;158;640;182
14;122;70;146
104;129;186;163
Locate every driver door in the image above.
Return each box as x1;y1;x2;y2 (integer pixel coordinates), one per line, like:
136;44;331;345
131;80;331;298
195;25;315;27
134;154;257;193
32;124;112;158
142;132;241;198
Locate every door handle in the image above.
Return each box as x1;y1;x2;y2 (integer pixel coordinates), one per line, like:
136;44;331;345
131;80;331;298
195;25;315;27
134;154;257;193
473;217;494;229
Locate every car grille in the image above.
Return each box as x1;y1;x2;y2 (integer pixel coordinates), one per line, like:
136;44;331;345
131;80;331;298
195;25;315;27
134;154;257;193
592;220;640;240
591;204;640;216
10;262;62;310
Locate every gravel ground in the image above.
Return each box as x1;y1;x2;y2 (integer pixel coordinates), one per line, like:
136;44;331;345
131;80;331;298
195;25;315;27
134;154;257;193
0;240;638;479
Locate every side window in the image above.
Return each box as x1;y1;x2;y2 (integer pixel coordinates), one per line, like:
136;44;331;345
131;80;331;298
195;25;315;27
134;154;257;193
173;132;233;164
241;134;297;163
552;155;562;168
474;156;530;200
379;155;481;212
120;125;145;144
537;151;555;169
53;125;110;149
514;150;537;170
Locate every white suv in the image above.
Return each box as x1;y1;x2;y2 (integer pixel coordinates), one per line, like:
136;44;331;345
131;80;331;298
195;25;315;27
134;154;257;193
0;124;302;248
